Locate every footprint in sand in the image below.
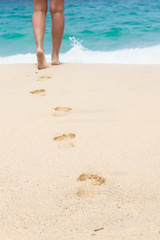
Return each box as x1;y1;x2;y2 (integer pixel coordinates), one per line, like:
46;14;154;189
76;173;106;198
53;107;72;117
78;173;106;186
30;89;46;96
77;186;97;198
37;76;52;81
53;133;76;148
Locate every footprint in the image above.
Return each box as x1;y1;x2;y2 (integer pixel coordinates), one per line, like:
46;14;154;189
55;107;72;112
54;133;76;142
37;76;52;81
77;173;106;186
53;133;76;148
76;173;105;198
53;107;72;116
58;142;75;149
30;89;46;96
77;186;96;198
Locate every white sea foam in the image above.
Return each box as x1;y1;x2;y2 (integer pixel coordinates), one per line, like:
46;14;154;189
1;37;160;64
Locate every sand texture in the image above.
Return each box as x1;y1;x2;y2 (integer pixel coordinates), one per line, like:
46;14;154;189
0;64;160;239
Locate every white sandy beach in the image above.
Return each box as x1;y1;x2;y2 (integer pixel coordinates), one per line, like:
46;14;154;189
0;63;160;239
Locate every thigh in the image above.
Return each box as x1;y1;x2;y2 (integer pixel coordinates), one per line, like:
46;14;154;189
33;0;48;11
50;0;65;12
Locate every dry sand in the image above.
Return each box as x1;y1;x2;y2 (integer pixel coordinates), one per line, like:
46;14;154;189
0;63;160;239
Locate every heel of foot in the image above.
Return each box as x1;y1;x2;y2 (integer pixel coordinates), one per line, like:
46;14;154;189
36;50;49;70
51;59;61;65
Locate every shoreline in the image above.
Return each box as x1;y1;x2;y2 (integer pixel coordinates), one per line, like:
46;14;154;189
1;41;160;65
0;63;160;239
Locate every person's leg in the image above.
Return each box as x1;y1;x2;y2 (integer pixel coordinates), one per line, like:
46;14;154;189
32;0;49;69
50;0;65;65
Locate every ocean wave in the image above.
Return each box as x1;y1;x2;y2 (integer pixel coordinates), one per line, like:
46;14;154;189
1;37;160;64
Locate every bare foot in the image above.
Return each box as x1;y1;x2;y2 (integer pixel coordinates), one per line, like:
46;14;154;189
51;59;61;65
51;55;61;65
51;60;61;65
36;49;49;70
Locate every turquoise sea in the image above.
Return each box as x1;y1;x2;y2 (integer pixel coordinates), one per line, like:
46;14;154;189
1;0;160;63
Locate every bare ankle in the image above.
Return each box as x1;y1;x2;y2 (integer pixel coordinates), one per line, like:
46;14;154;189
52;51;59;59
36;48;44;55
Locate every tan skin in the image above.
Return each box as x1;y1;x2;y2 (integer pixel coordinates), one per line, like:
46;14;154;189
32;0;65;69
